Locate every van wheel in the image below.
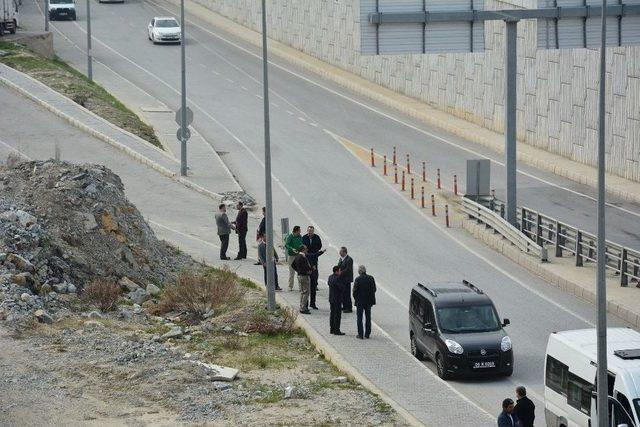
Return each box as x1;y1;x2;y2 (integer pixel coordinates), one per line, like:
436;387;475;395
10;21;16;34
436;353;450;380
410;334;424;360
503;366;513;377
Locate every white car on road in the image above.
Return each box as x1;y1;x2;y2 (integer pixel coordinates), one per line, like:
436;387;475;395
148;17;181;44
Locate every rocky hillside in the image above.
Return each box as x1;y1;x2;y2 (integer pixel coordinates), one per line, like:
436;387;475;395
0;159;197;324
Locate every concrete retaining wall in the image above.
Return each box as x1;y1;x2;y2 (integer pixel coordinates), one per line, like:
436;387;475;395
193;0;640;182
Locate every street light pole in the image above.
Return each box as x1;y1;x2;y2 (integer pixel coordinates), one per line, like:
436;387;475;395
261;0;276;312
179;0;187;176
44;0;49;31
86;0;92;81
596;1;608;426
504;18;518;227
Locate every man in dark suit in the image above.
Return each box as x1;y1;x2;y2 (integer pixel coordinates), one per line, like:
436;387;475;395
514;386;535;427
497;398;519;427
254;206;266;265
337;246;353;313
232;201;248;260
328;266;344;335
352;265;376;339
302;225;325;310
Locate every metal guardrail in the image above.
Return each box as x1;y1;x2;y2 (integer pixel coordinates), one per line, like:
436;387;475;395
461;197;548;261
484;198;640;287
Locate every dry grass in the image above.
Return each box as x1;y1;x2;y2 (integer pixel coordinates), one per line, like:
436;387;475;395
156;268;245;321
81;279;121;312
246;307;298;336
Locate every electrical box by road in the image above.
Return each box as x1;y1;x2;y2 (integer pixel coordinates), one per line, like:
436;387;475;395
466;159;491;199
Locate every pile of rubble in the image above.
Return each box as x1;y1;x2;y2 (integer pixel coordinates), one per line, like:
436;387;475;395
0;159;197;326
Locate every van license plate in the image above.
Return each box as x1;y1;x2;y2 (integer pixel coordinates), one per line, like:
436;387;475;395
473;361;495;369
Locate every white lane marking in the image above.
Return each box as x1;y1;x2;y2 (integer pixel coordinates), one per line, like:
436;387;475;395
240;86;248;91
225;78;234;84
212;70;220;76
310;123;319;127
255;94;263;99
145;0;640;218
286;110;294;115
148;218;494;419
298;117;306;122
324;128;596;328
271;102;279;108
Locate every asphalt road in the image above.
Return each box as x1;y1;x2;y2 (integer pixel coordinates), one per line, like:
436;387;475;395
17;0;639;420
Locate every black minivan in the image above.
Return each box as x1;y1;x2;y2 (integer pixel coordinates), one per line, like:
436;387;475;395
409;280;513;379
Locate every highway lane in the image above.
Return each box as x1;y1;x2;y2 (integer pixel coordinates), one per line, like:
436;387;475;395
27;0;640;251
19;0;636;418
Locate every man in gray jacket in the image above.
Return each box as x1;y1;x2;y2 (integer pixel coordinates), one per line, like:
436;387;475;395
215;204;233;260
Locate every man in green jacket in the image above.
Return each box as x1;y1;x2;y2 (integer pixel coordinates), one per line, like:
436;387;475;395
284;225;303;291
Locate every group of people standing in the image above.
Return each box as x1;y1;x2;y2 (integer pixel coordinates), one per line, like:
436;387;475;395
214;204;377;339
498;386;535;427
285;225;377;339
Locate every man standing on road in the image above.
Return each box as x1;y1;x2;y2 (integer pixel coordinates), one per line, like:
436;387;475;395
284;226;303;291
258;233;282;291
214;204;233;260
292;245;313;314
232;201;248;260
497;398;519;427
328;266;344;335
254;207;266;265
352;265;376;339
302;225;325;310
337;247;353;313
514;386;535;427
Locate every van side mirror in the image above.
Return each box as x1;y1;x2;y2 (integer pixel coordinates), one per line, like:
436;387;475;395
423;323;433;333
502;318;510;327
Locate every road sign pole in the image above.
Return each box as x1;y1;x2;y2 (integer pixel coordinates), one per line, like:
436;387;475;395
596;1;608;426
505;19;518;226
180;0;187;176
262;0;276;312
86;0;92;81
44;0;49;31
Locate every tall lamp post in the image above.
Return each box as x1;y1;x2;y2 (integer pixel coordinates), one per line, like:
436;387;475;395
86;0;92;81
261;0;276;312
595;0;608;425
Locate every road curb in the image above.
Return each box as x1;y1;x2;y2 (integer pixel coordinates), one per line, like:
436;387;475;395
171;0;640;206
461;219;640;329
0;67;223;203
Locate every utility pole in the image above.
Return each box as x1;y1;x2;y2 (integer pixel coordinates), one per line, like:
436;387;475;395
44;0;49;31
504;18;518;226
261;0;276;312
179;0;187;176
595;0;608;425
86;0;92;81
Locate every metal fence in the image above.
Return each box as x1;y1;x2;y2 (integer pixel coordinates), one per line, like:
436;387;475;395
461;197;548;261
483;198;640;287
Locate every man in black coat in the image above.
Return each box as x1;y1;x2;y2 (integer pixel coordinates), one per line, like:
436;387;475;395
513;386;535;427
232;201;248;260
302;225;325;310
352;264;376;339
328;266;344;335
337;246;353;313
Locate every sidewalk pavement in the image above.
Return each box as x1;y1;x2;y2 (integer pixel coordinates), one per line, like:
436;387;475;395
0;67;496;426
0;62;241;202
169;0;640;206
